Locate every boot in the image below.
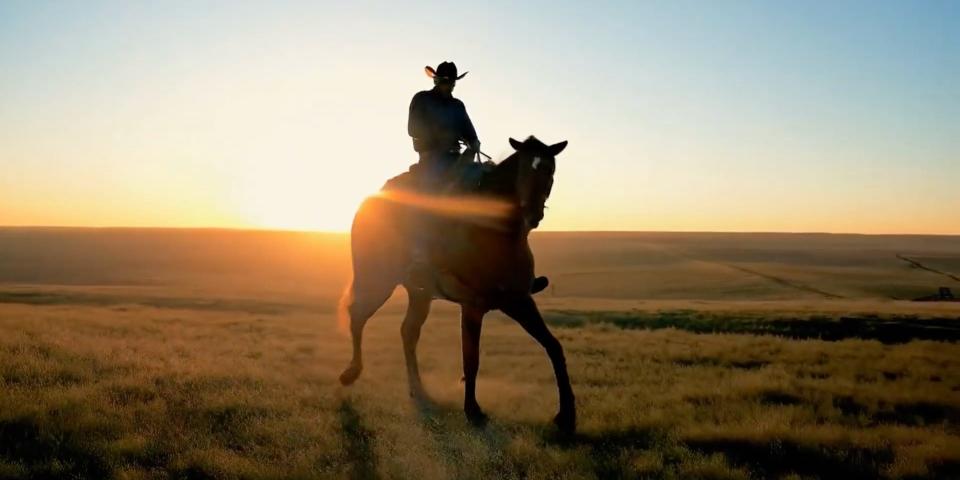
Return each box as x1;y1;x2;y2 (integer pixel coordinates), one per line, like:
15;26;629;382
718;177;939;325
531;276;549;295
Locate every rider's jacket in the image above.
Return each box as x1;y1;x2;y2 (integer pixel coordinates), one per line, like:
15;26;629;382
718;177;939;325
408;88;478;156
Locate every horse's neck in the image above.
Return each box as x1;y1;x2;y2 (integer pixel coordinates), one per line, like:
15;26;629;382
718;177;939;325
468;155;529;236
480;154;520;199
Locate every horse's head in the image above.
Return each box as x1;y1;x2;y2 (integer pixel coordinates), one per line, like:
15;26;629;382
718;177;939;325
508;136;568;230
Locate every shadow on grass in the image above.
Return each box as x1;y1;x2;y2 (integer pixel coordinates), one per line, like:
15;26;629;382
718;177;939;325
406;397;904;479
545;309;960;344
832;395;960;428
542;426;666;478
0;289;319;315
411;393;524;478
684;437;894;480
538;425;902;479
0;416;113;479
337;399;378;480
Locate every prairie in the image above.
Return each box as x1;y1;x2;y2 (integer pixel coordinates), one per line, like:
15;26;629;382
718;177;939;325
1;228;958;479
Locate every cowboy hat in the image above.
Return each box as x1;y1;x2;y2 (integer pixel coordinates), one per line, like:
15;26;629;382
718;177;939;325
424;61;468;82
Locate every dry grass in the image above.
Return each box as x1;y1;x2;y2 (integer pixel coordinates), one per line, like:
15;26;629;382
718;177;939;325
1;292;958;479
1;229;959;479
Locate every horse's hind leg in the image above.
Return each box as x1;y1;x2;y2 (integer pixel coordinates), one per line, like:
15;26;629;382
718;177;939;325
400;288;432;400
339;279;395;386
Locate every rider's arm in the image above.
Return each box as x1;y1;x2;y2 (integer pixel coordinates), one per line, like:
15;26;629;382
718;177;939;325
408;93;431;151
459;101;478;146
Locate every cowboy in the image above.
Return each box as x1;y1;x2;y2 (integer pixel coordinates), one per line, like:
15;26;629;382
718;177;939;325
404;61;475;290
405;61;549;295
408;61;480;189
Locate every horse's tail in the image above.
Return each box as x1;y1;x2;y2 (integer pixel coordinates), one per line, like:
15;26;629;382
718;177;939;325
337;275;354;334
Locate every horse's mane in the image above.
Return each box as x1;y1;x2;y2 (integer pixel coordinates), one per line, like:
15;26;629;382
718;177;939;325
478;152;521;197
479;136;549;194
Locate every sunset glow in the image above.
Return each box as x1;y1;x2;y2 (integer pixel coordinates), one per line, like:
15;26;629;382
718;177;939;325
1;1;957;234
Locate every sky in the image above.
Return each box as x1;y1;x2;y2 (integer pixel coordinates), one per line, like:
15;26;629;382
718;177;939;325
1;0;958;234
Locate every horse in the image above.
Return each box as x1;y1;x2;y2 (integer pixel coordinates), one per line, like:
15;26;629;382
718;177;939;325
337;136;575;433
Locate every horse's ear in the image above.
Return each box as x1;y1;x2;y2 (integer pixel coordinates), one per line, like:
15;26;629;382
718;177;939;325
548;140;568;156
509;137;524;151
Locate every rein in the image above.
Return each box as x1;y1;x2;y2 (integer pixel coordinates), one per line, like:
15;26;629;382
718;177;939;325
475;149;492;162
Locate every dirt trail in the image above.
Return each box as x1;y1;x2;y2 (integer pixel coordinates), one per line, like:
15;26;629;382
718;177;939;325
896;254;960;282
719;263;846;299
635;242;847;299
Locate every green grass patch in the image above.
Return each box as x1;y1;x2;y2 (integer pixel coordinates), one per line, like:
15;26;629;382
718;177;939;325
544;309;960;344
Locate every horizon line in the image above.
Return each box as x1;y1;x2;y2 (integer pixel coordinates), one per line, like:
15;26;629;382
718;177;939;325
2;225;959;237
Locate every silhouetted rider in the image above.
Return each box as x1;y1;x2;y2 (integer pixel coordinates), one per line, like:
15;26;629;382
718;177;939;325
408;61;480;188
405;61;548;295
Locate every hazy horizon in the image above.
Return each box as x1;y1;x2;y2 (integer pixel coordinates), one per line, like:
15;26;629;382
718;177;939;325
4;224;960;237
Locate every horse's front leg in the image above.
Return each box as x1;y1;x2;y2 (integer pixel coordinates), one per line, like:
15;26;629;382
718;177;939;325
500;295;576;434
460;305;487;425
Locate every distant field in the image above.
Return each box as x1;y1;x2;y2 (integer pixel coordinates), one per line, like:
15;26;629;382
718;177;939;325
1;228;959;479
3;228;960;301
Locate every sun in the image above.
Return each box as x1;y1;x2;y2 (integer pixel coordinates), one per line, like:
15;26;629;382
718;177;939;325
230;158;371;232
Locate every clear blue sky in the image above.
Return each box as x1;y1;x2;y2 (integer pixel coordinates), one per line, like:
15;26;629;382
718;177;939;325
1;1;958;233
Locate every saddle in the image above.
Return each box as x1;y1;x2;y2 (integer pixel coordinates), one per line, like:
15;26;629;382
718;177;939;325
383;151;495;195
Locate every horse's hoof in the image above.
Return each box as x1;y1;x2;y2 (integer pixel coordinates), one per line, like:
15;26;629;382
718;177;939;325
339;364;362;386
553;410;576;434
411;392;435;410
409;386;433;404
465;405;488;427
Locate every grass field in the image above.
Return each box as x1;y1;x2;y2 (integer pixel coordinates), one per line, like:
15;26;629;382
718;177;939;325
1;228;959;479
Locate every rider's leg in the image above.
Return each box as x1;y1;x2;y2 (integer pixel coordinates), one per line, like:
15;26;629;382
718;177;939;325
406;153;447;290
